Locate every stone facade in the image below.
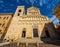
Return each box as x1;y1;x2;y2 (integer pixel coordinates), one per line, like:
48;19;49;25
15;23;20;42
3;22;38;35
0;13;13;39
4;6;56;43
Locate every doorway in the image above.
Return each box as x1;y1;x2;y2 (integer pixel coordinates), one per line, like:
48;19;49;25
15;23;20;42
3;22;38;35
33;28;39;37
22;28;26;38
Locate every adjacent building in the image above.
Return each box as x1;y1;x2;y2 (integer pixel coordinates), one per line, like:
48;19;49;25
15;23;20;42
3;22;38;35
53;3;60;39
0;13;13;39
4;6;56;43
54;3;60;22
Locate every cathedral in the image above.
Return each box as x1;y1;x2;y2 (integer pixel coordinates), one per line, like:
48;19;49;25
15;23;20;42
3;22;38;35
3;6;56;43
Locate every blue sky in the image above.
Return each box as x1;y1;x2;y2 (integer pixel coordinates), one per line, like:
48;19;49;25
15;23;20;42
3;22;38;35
0;0;60;24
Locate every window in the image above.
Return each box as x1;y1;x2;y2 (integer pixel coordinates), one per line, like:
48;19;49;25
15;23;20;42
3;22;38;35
11;39;13;42
19;9;21;12
2;23;5;27
3;17;8;20
18;13;20;16
0;23;2;26
0;30;2;34
0;17;1;19
45;28;50;38
0;30;1;32
4;39;6;41
0;23;5;27
22;28;26;37
6;17;8;19
33;28;39;37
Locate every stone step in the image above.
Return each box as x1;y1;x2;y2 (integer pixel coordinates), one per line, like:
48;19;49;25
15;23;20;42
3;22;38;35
0;43;60;47
0;42;10;46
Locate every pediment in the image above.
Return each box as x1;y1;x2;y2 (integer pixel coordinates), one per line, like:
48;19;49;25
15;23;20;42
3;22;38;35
27;7;40;13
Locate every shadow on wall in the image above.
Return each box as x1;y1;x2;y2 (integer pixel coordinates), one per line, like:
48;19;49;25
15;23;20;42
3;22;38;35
55;25;60;39
40;22;60;46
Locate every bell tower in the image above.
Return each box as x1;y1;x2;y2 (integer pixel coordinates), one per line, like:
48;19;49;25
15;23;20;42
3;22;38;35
14;6;25;16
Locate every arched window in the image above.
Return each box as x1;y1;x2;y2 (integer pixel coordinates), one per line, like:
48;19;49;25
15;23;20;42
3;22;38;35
18;13;20;16
3;17;8;20
0;30;2;34
22;28;26;37
19;9;21;12
32;24;39;37
33;28;39;37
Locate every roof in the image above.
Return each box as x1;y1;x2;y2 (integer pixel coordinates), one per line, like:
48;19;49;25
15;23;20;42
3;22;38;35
0;13;13;15
27;6;40;11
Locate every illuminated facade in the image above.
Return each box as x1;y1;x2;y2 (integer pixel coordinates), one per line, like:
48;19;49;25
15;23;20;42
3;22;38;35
0;13;12;39
4;6;56;43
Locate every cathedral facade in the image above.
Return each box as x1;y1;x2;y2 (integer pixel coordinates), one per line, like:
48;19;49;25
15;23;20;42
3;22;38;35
4;6;56;43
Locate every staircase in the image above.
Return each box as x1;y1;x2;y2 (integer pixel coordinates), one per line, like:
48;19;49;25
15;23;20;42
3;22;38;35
0;43;60;47
0;38;60;47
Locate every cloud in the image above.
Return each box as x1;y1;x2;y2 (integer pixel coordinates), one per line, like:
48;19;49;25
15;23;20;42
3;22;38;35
50;15;56;21
0;0;4;3
49;15;59;24
0;4;5;8
16;0;19;3
53;19;59;24
29;0;35;5
39;0;43;6
25;0;29;4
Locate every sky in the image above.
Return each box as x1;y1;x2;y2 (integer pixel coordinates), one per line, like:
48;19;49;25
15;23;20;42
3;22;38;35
0;0;60;24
